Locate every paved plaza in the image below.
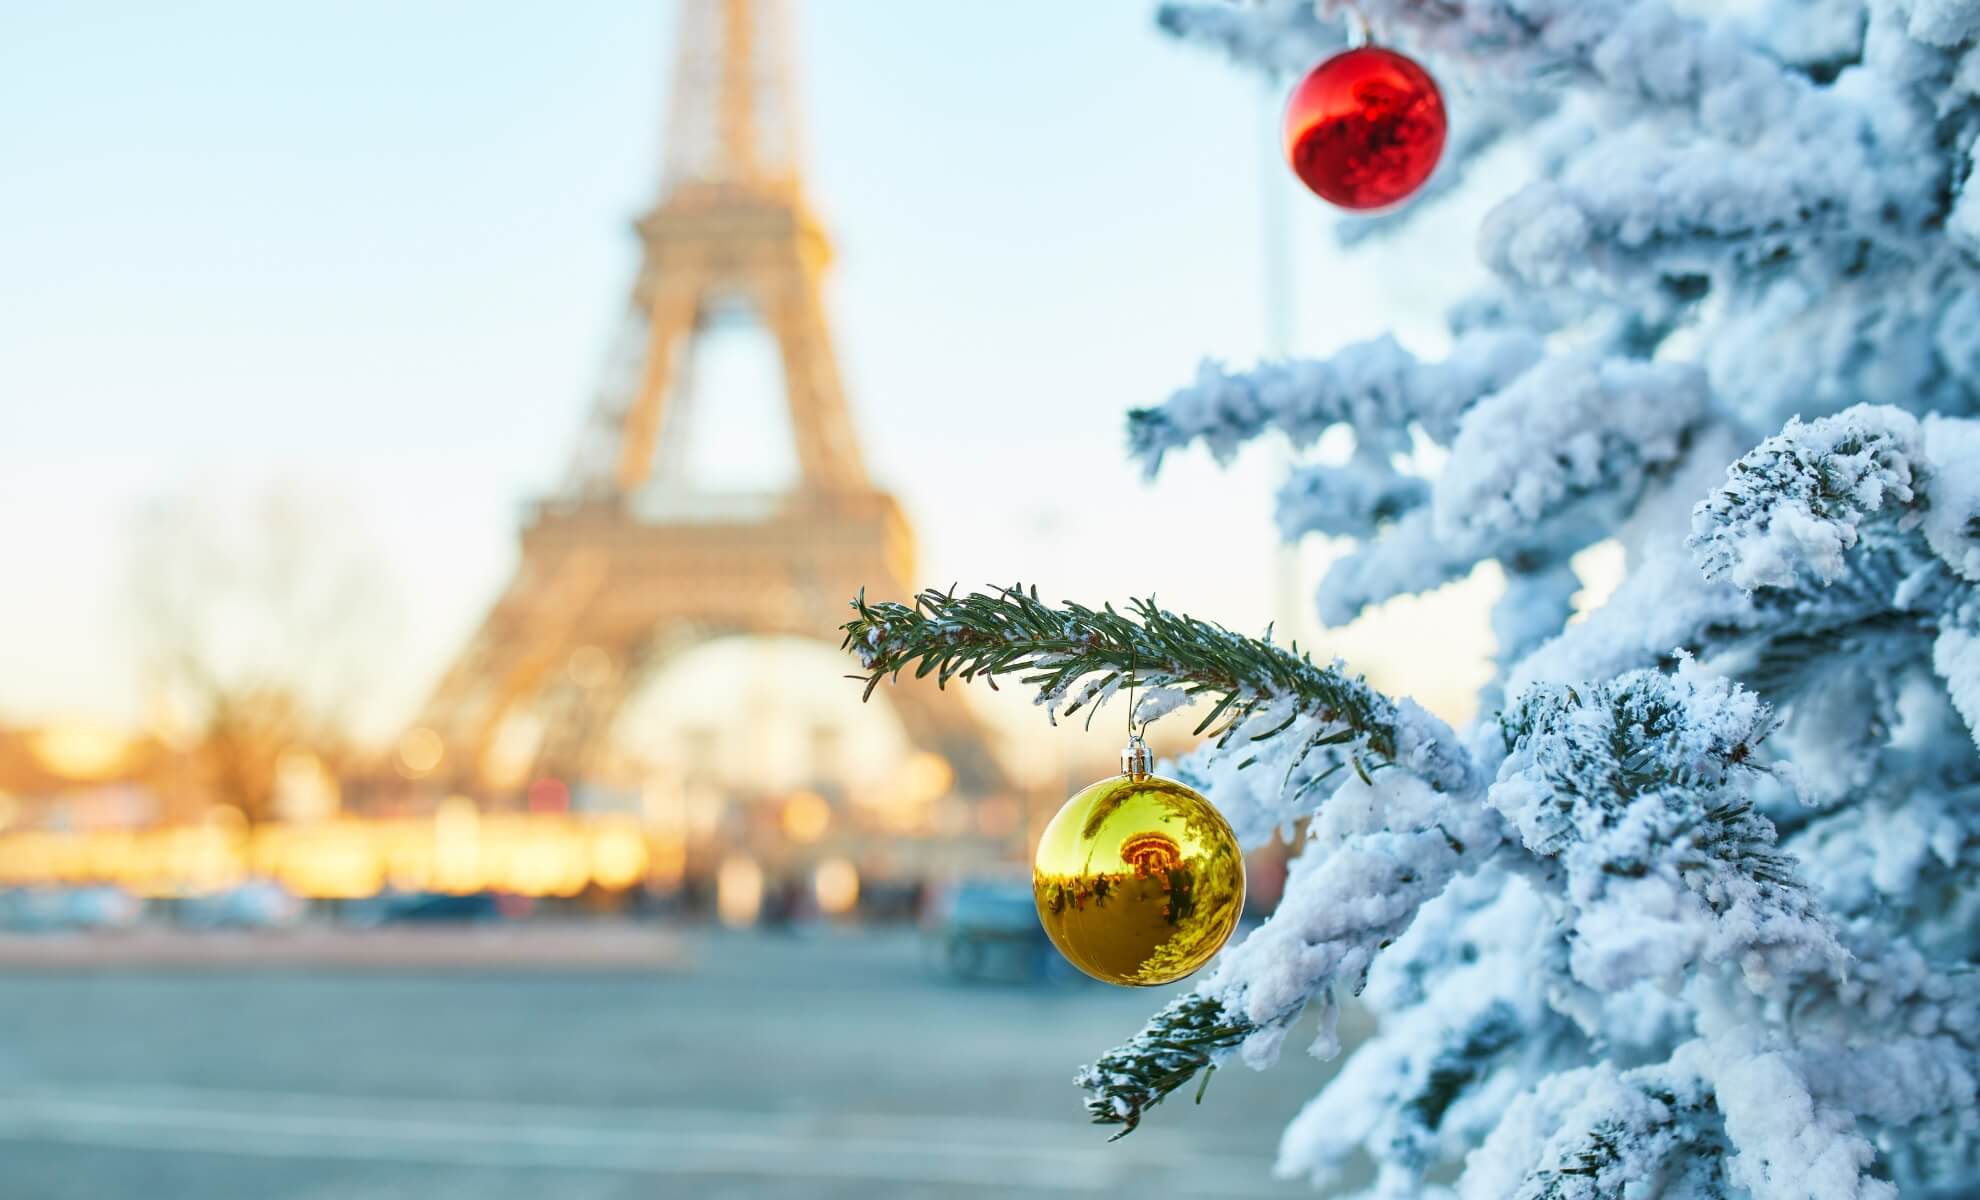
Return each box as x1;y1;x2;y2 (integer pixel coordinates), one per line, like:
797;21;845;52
0;928;1361;1198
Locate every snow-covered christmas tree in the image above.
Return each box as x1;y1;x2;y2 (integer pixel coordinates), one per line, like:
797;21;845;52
846;1;1980;1195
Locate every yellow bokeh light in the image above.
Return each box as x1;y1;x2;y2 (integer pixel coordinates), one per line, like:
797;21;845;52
432;795;482;893
480;713;543;789
28;722;131;782
272;825;386;900
163;825;246;896
780;791;830;843
589;819;649;890
274;748;339;824
897;752;954;803
0;812;734;902
649;838;687;889
716;855;763;927
813;856;859;916
397;727;445;776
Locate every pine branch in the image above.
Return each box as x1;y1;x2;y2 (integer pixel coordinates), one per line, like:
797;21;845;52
1494;668;1846;989
1405;1002;1525;1133
842;584;1410;767
1072;993;1255;1139
845;585;1485;1141
1124;332;1541;477
1688;405;1925;592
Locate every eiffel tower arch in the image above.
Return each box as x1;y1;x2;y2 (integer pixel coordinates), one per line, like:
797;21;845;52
407;0;1007;799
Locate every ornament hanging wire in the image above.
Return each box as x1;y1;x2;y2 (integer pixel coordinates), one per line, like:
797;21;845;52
1123;645;1157;776
1318;2;1374;49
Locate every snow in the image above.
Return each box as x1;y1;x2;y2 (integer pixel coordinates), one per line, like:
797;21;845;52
1934;594;1980;745
1434;355;1707;556
1688;406;1925;592
1713;1041;1893;1200
1129;333;1542;475
1275;454;1429;542
1069;1;1980;1192
1314;508;1476;627
1129;685;1191;726
1922;415;1980;581
1204;769;1503;1064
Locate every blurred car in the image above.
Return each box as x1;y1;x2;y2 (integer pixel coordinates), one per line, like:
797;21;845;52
342;890;505;926
927;877;1076;983
172;882;303;930
0;886;144;933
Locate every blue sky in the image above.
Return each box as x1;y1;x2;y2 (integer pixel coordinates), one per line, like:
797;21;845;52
0;1;1505;751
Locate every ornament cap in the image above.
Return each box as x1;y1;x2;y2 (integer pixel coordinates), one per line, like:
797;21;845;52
1121;735;1155;778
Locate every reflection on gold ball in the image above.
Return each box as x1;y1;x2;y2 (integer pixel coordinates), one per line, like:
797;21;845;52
1033;772;1245;987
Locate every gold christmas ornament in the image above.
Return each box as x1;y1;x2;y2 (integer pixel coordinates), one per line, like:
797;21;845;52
1033;736;1245;986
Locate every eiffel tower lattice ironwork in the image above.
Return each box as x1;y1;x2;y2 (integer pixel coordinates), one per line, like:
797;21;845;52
408;0;1007;797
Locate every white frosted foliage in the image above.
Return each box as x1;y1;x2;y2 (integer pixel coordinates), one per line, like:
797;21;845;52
1065;1;1980;1193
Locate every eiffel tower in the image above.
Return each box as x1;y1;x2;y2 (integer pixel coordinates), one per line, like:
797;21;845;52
407;0;1006;799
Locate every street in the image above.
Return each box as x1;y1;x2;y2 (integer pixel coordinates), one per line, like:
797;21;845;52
0;929;1360;1198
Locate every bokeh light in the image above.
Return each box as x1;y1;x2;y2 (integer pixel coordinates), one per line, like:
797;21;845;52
396;726;444;776
780;791;830;843
813;857;859;916
27;721;130;781
716;855;764;928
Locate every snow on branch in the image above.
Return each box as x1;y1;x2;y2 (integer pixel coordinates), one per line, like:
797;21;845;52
1723;0;1866;76
1891;0;1980;51
1790;766;1980;926
1275;453;1429;542
1510;502;1948;715
1921;414;1980;582
843;584;1478;849
1079;767;1504;1138
1335;89;1559;249
1688;405;1925;592
1343;0;1952;306
1464;1030;1898;1199
1492;562;1581;681
1272;353;1707;629
1343;0;1816;131
1936;593;1980;748
843;582;1481;792
1480;138;1876;295
1169;673;1470;846
836;5;1980;1189
1460;1052;1731;1200
1702;272;1979;434
1154;0;1340;76
1315;508;1480;628
1494;664;1844;993
1433;355;1709;555
1074;992;1254;1140
1127;333;1542;476
1782;930;1980;1136
1157;0;1558;249
1710;1032;1894;1200
1275;876;1570;1192
1280;1000;1537;1193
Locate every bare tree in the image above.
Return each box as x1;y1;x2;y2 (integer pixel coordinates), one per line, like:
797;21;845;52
125;488;393;824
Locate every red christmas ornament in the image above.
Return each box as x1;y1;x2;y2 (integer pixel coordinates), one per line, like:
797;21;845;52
1283;46;1447;210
